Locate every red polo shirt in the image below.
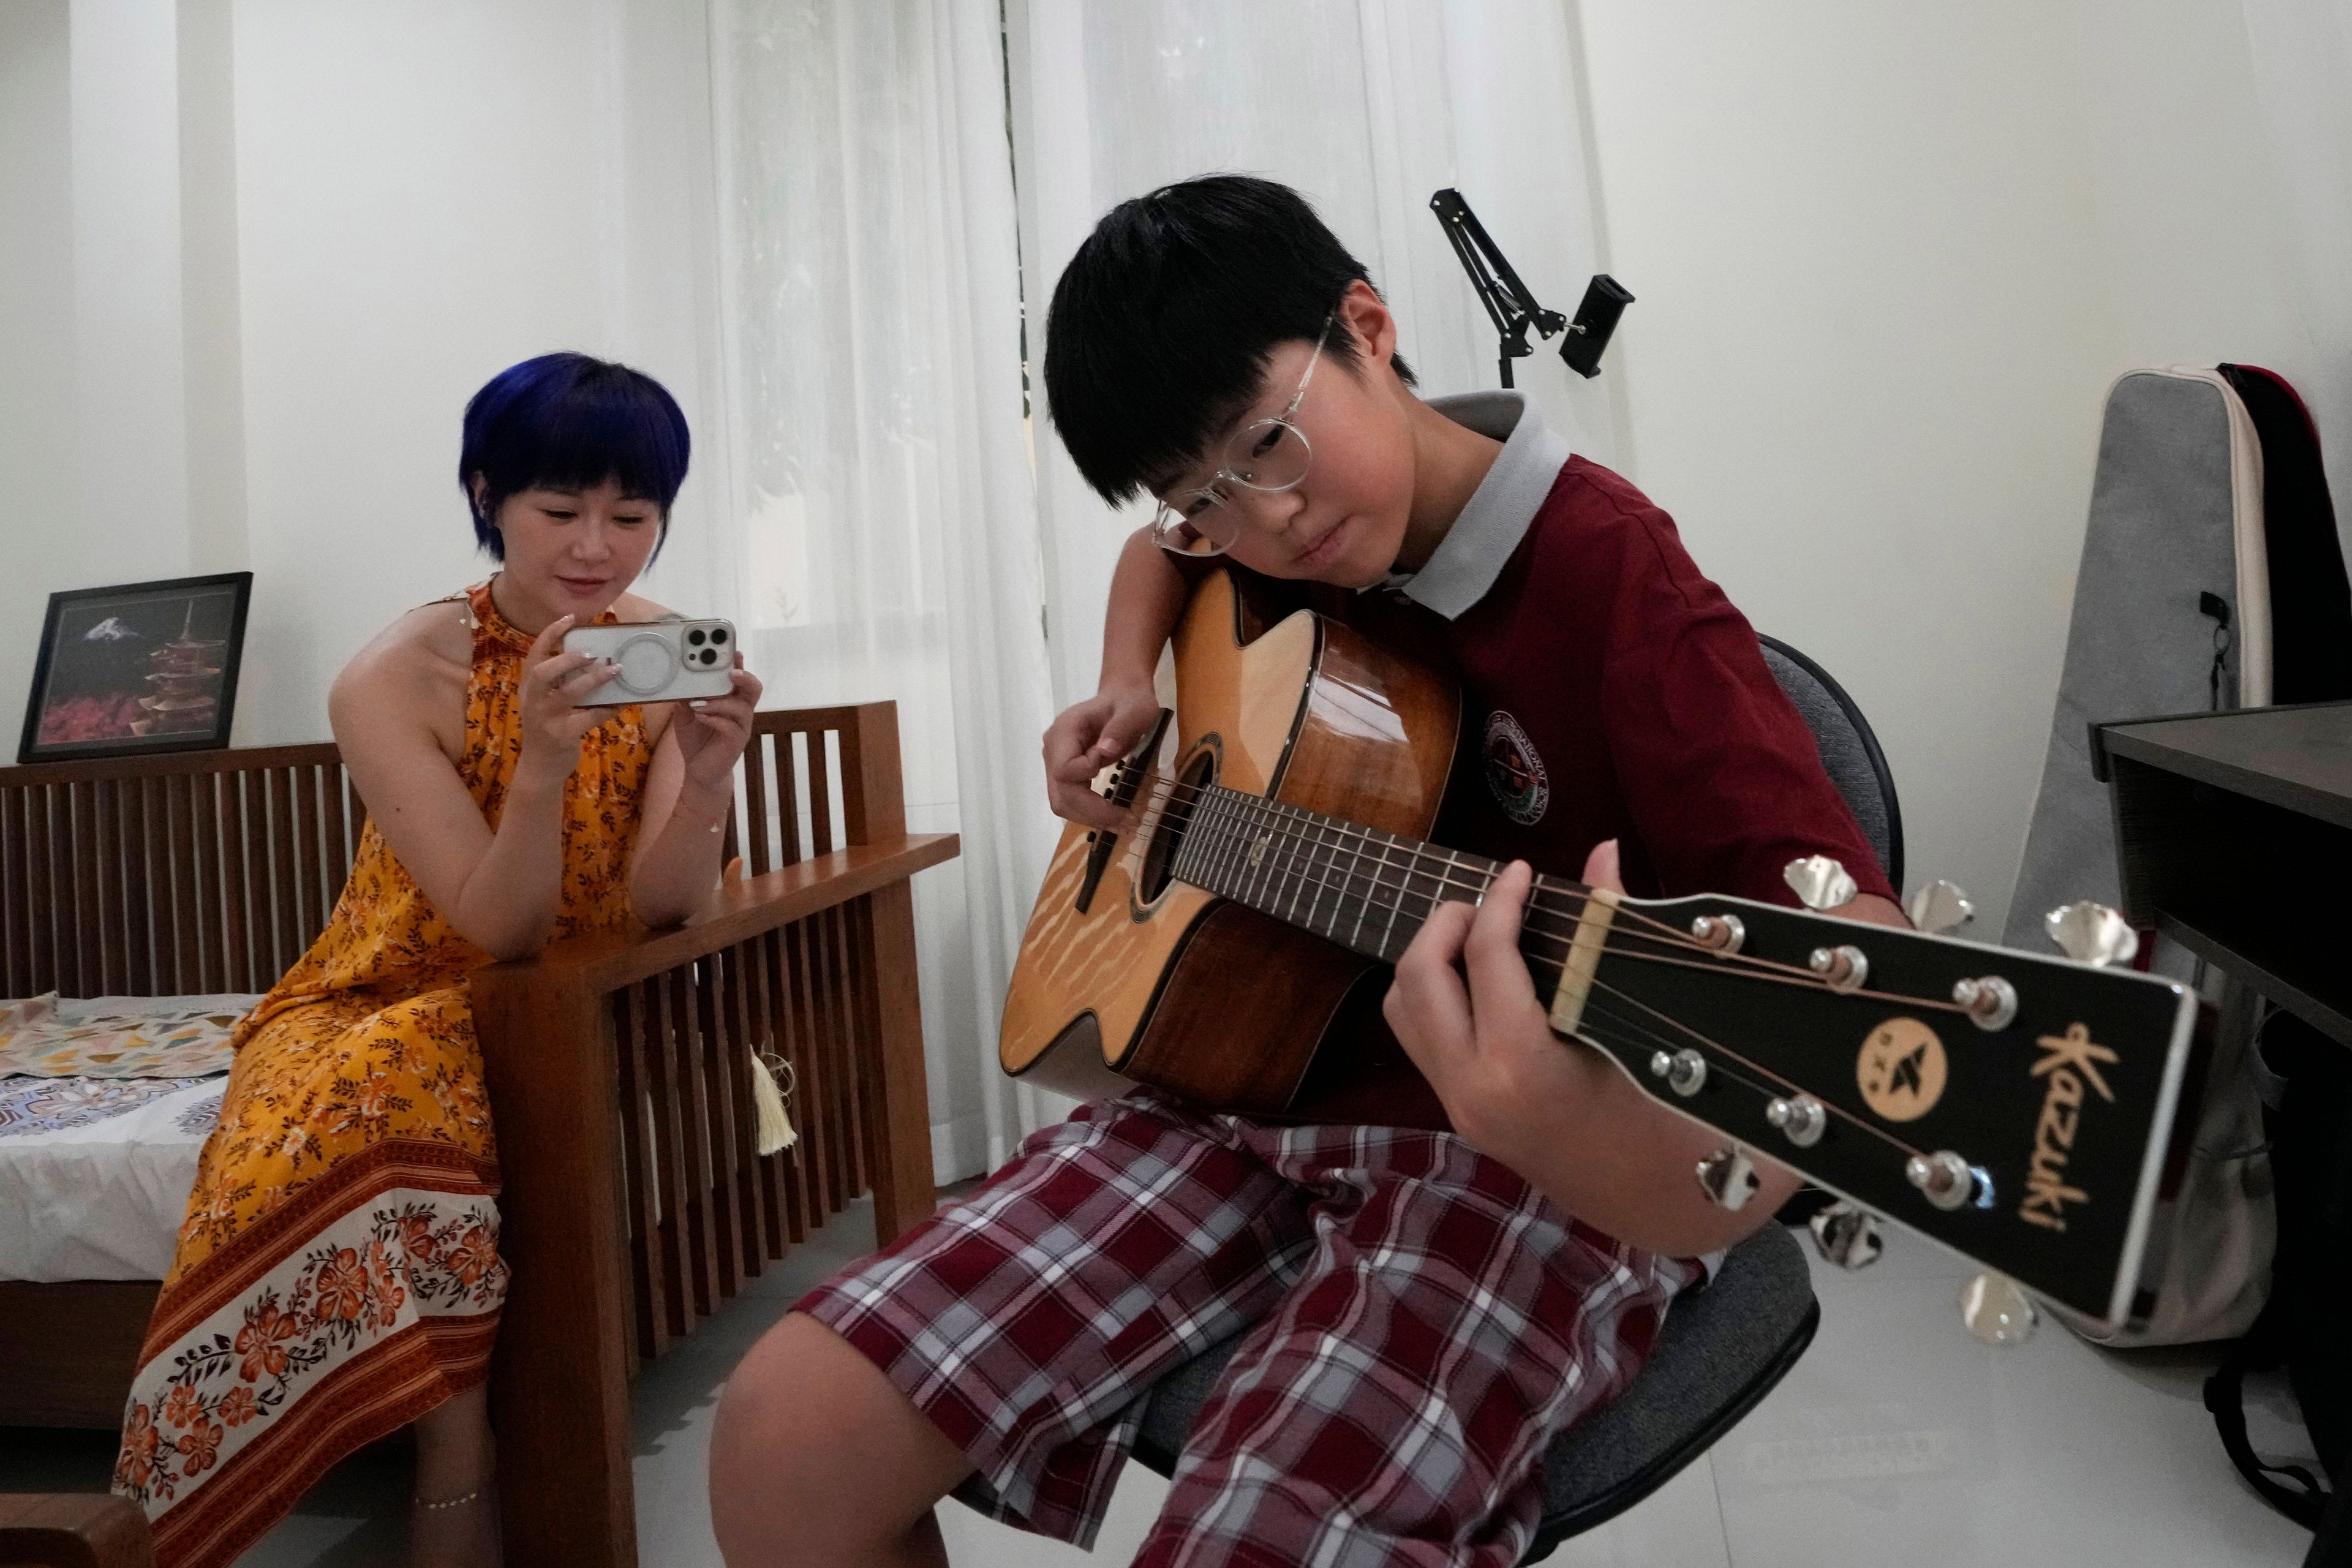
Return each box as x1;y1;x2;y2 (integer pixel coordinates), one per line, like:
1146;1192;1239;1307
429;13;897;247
1234;390;1894;909
1341;454;1896;908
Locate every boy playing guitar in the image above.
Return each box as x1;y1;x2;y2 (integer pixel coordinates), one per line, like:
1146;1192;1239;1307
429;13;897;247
710;175;1906;1567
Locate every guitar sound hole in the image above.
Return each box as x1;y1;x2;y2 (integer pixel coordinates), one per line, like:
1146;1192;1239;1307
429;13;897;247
1139;750;1215;905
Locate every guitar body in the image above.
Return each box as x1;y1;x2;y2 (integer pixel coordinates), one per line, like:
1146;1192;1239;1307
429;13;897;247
1000;571;1459;1115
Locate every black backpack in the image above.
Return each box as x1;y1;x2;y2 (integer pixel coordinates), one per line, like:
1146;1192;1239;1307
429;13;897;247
2199;365;2352;1553
2204;1010;2352;1543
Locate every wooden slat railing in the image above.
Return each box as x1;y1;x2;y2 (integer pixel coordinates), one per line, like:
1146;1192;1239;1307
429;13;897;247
470;701;952;1568
0;745;360;999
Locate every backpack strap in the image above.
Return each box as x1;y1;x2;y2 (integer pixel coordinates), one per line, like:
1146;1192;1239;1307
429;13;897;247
2207;1303;2334;1529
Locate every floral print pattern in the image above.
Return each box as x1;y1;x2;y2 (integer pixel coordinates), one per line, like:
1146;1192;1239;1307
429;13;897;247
116;582;652;1566
114;1193;506;1509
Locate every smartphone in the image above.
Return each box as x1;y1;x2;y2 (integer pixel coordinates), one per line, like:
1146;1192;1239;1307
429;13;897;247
560;619;739;707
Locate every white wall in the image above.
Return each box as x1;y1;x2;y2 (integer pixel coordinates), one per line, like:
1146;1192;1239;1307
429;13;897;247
0;0;732;755
0;1;78;758
227;0;729;745
1574;0;2335;934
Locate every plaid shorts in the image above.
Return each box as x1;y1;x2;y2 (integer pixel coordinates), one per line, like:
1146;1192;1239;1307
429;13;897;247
796;1090;1700;1566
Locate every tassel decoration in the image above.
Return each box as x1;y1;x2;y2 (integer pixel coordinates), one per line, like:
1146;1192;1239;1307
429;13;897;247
750;1050;797;1155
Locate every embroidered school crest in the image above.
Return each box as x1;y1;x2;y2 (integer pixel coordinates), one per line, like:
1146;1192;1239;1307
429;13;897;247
1482;710;1550;826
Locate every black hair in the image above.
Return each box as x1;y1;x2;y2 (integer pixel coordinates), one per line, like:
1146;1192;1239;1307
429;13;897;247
1042;175;1415;505
459;352;691;560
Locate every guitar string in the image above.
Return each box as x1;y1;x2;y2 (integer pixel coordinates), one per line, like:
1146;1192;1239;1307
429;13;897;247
1565;988;1929;1171
1129;792;1973;1018
1150;783;1934;1007
1119;772;1911;999
1126;772;1780;967
1582;974;1932;1164
1182;847;1975;1021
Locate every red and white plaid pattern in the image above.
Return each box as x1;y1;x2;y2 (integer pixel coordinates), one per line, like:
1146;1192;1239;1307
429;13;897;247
796;1090;1698;1565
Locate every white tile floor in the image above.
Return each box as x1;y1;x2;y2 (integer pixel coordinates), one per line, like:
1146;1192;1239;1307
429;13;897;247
2;1199;2321;1566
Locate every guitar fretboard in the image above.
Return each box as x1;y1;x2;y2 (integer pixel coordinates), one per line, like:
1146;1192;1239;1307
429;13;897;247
1166;784;1573;995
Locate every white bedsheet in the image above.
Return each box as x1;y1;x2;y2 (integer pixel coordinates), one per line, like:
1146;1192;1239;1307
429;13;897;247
0;1074;223;1281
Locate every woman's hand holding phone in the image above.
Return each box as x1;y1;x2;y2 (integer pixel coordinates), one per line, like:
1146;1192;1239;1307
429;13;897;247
670;657;762;793
515;616;620;788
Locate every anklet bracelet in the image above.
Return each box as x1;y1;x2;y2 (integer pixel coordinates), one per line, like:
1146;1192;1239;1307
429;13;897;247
418;1488;483;1512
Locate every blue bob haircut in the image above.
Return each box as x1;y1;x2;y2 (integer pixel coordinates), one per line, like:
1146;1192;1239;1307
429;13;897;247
458;352;691;559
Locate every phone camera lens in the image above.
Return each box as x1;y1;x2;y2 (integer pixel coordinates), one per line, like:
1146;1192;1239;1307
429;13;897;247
687;628;707;647
710;627;728;644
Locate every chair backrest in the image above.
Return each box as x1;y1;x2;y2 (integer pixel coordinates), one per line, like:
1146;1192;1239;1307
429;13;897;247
1758;635;1904;891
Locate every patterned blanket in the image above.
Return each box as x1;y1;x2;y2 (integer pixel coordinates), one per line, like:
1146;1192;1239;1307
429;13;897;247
0;1073;225;1138
0;993;256;1079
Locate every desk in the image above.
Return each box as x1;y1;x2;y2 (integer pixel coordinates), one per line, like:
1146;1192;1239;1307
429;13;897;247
2092;700;2352;1568
2093;701;2352;1049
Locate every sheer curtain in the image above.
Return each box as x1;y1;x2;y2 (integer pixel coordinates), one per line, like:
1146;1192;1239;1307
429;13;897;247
711;0;1066;1180
1005;0;1619;704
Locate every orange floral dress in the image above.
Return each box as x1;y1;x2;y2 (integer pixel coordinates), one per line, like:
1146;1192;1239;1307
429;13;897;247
115;582;654;1568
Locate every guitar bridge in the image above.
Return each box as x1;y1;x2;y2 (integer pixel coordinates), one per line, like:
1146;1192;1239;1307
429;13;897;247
1074;707;1173;914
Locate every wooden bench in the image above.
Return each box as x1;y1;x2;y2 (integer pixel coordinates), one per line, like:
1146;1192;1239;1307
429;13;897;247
0;1495;151;1567
0;702;958;1566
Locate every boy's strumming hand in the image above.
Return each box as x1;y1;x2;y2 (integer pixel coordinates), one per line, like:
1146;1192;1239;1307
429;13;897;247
1041;681;1161;829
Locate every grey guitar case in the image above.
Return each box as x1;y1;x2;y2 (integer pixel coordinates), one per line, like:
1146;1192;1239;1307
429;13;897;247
2005;368;2268;957
2007;368;2274;1346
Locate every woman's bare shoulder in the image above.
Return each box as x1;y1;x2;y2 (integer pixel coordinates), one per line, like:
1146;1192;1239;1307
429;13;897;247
331;602;472;736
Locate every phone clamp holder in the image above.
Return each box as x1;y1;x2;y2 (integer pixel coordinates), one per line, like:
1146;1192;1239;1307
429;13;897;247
1430;187;1632;385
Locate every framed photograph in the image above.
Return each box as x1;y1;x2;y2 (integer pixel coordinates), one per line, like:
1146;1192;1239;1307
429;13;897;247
17;573;254;764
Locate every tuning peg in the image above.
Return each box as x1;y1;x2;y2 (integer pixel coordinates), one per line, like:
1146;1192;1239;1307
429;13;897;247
2044;901;2139;967
1904;880;1976;935
1959;1270;2038;1346
1695;1145;1761;1211
1905;1150;1991;1211
1808;1201;1883;1269
1783;855;1857;911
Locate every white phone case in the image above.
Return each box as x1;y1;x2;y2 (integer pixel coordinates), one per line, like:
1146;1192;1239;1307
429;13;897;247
562;619;738;706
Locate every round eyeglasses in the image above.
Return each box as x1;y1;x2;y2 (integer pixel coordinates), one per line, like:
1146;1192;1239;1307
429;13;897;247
1150;317;1334;557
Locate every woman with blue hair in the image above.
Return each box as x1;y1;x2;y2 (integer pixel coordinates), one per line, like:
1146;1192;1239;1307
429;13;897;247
113;353;760;1567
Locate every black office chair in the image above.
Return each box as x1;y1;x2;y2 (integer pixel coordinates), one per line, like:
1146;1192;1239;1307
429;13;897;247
1128;636;1905;1563
1758;633;1904;894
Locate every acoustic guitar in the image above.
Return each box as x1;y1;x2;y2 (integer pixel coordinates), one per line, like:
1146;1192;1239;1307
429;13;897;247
1000;570;2195;1327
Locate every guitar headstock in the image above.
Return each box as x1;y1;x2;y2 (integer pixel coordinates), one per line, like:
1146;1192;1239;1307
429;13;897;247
1561;880;2195;1327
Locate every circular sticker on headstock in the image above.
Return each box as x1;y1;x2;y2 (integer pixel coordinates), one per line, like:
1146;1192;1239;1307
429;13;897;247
1856;1017;1948;1122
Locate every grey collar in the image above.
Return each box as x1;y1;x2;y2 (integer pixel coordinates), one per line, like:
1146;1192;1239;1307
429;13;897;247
1378;391;1572;620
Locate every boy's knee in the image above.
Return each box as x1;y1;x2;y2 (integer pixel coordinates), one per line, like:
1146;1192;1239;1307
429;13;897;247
710;1313;968;1565
713;1314;832;1472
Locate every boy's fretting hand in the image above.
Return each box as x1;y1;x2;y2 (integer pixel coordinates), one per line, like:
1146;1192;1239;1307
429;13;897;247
1383;853;1610;1183
1041;681;1162;829
1383;840;1808;1257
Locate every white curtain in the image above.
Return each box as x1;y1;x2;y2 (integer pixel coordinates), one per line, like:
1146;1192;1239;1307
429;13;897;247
2239;0;2352;543
712;0;1068;1180
1005;0;1620;703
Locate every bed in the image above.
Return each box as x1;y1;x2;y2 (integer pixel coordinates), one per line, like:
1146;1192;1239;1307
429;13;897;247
0;709;958;1567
